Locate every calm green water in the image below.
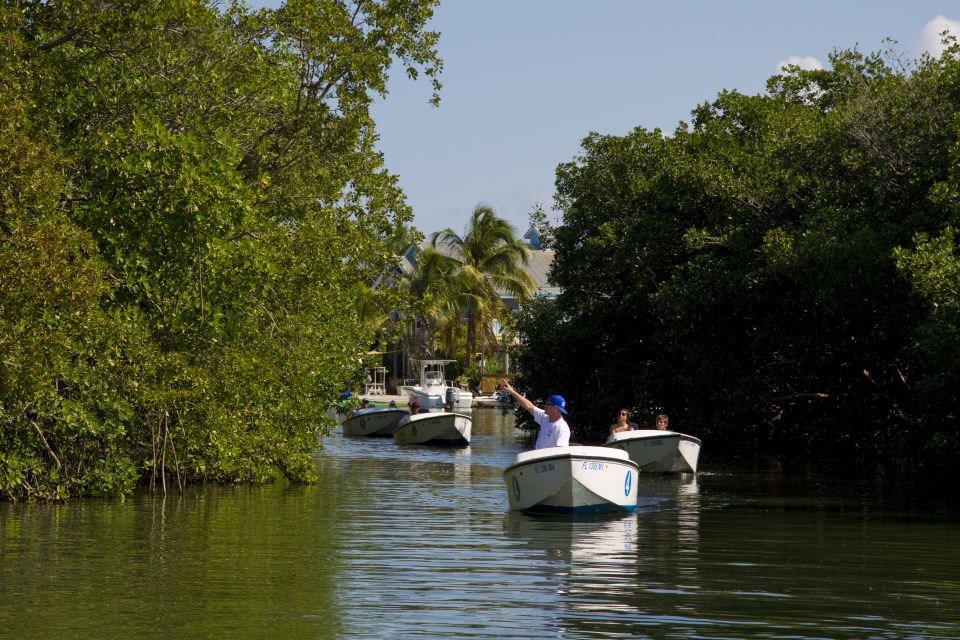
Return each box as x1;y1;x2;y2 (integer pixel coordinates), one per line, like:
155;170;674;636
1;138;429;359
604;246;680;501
1;410;958;639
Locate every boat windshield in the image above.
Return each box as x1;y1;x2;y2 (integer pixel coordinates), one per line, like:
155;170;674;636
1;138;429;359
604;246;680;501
424;371;444;385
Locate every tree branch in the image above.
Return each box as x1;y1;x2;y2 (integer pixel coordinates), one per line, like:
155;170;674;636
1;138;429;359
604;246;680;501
39;28;83;51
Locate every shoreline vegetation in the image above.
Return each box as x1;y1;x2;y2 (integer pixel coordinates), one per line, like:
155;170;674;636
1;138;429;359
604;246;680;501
1;0;443;500
2;2;958;500
513;42;960;477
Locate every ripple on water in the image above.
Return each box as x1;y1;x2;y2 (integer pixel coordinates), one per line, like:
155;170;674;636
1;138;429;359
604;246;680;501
2;411;959;639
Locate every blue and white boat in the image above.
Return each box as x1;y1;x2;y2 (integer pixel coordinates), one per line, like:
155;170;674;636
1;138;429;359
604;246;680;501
604;430;702;473
503;446;639;513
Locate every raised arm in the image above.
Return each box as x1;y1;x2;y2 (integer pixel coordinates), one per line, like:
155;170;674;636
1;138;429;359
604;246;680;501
502;382;535;414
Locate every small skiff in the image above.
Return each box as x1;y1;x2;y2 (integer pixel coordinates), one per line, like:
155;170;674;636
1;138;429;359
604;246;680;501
503;446;639;513
341;408;409;437
393;412;472;446
604;430;701;473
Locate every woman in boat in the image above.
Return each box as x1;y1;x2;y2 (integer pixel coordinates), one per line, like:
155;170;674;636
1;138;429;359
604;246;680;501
501;382;570;449
609;408;638;436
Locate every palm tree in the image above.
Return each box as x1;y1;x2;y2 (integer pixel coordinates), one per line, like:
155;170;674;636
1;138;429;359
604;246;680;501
401;246;461;358
432;206;535;366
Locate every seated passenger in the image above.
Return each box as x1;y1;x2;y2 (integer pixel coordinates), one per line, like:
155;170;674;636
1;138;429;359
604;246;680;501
609;408;638;436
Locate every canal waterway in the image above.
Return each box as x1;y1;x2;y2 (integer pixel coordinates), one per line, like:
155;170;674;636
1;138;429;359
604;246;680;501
1;409;958;639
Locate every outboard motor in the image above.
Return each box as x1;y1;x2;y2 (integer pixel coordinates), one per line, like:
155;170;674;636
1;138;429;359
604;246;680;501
445;387;456;407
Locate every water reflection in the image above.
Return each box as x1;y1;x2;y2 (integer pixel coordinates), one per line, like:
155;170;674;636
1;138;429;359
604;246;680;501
502;511;638;570
499;476;709;638
2;410;960;639
675;475;700;586
503;511;637;597
631;473;703;607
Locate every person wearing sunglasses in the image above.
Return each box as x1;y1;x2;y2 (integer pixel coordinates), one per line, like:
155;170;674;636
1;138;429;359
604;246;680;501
609;408;638;437
501;381;570;449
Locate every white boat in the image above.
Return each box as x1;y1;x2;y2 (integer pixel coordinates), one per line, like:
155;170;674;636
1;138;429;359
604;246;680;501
393;412;472;446
341;407;409;437
603;430;702;473
400;359;473;410
503;446;639;513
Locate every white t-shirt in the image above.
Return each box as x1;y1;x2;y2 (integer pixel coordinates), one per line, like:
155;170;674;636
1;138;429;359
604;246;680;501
532;407;570;449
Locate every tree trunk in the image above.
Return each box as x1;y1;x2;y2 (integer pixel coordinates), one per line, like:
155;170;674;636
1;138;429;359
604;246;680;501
417;316;437;358
465;309;475;366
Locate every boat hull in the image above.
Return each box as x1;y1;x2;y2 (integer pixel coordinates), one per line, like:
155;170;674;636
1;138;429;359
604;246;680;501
503;446;639;513
341;408;409;437
603;430;701;473
394;413;472;446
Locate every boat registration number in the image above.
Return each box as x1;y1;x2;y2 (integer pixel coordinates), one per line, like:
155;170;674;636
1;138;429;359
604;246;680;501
535;462;555;474
642;439;663;447
581;461;606;471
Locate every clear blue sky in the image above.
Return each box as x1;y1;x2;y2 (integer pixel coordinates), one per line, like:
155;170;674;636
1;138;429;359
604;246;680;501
369;2;960;236
257;1;960;236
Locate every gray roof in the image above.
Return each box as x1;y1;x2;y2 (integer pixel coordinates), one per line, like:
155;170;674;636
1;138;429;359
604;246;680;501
515;248;559;300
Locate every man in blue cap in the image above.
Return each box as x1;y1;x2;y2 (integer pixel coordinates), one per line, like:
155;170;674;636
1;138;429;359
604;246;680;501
502;381;570;449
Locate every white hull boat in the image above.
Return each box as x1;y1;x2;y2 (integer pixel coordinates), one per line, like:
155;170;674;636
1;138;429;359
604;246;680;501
503;446;639;513
341;408;409;437
401;359;474;411
393;412;472;446
604;430;701;473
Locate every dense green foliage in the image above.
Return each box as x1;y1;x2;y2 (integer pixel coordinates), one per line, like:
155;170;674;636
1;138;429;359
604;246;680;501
516;44;960;470
0;0;441;499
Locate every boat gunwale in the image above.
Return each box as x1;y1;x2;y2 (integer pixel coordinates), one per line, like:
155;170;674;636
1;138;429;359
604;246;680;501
398;412;471;423
503;452;639;476
345;407;410;420
605;431;702;446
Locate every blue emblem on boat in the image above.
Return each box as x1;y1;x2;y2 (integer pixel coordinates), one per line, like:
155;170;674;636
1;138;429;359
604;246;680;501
512;475;520;501
624;470;633;496
411;424;418;437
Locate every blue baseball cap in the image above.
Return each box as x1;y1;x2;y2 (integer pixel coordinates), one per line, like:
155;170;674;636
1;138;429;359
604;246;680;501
546;394;568;415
